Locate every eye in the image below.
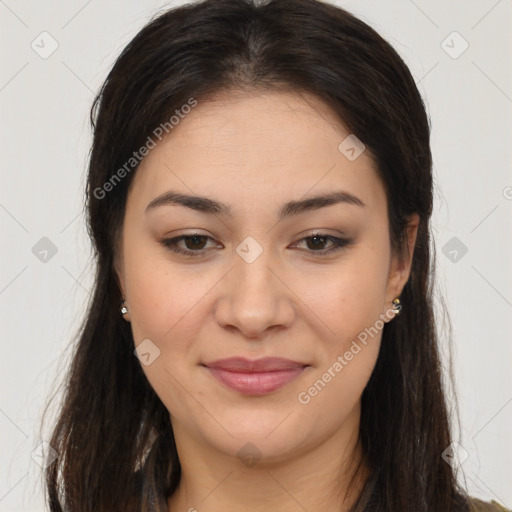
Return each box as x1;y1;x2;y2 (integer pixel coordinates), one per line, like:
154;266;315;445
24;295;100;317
160;233;218;257
160;232;353;258
292;234;353;255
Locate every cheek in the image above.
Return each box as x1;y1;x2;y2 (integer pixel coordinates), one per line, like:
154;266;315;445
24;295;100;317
123;254;210;416
293;244;390;343
122;237;212;342
298;339;380;431
123;223;389;398
293;243;388;405
296;266;386;421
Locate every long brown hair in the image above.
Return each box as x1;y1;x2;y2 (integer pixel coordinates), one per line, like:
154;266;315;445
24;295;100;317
40;0;470;510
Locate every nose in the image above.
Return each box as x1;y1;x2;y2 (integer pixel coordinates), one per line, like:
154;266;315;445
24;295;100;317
214;243;296;339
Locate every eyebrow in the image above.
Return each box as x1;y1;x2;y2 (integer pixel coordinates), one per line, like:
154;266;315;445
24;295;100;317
145;189;366;219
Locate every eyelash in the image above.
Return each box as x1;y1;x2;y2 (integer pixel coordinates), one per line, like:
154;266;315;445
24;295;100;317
160;233;353;258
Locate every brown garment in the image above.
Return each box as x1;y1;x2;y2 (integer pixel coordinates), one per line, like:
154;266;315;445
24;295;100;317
469;497;511;512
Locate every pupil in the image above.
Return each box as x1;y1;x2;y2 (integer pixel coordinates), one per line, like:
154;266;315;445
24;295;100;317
187;235;206;249
309;236;326;250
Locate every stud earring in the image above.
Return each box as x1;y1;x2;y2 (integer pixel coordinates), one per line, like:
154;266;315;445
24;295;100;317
392;298;402;316
120;299;128;316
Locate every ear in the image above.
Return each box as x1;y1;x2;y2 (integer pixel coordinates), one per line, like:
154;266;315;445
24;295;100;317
383;213;420;320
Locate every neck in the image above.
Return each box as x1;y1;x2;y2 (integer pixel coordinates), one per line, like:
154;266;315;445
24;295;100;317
166;406;368;512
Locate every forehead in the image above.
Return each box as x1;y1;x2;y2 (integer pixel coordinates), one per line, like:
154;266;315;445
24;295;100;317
128;90;387;219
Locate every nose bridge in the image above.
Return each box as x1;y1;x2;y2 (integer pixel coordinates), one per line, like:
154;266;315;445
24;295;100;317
235;240;275;294
233;235;279;307
215;235;295;336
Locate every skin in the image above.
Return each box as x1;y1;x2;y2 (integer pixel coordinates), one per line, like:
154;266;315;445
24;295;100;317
116;89;419;512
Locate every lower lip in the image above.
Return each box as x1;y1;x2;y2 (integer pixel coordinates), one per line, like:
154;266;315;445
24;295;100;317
205;367;306;395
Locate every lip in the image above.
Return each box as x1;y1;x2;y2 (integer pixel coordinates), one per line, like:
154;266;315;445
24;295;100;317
202;357;309;395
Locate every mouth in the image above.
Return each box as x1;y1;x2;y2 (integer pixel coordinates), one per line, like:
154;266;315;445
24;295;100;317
202;357;309;395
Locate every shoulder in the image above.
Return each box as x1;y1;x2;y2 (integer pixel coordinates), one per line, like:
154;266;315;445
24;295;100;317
468;496;511;512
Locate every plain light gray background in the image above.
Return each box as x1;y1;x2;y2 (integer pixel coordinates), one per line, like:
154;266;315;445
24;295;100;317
1;0;511;510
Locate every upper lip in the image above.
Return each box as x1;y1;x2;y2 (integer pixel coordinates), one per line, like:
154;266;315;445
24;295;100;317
203;357;308;373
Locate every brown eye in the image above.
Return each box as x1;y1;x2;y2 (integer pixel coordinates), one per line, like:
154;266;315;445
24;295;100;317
161;233;353;258
161;234;218;257
305;235;330;250
294;234;353;255
182;235;208;250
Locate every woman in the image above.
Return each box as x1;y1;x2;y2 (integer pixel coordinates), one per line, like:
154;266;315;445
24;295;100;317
40;0;510;511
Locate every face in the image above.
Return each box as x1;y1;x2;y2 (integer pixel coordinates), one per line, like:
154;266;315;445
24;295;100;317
116;90;418;465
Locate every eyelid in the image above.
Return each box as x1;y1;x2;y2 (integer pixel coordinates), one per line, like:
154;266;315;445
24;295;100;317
160;232;219;257
290;233;353;254
159;231;354;258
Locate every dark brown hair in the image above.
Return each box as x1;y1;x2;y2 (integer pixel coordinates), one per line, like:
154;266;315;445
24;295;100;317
41;0;471;510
